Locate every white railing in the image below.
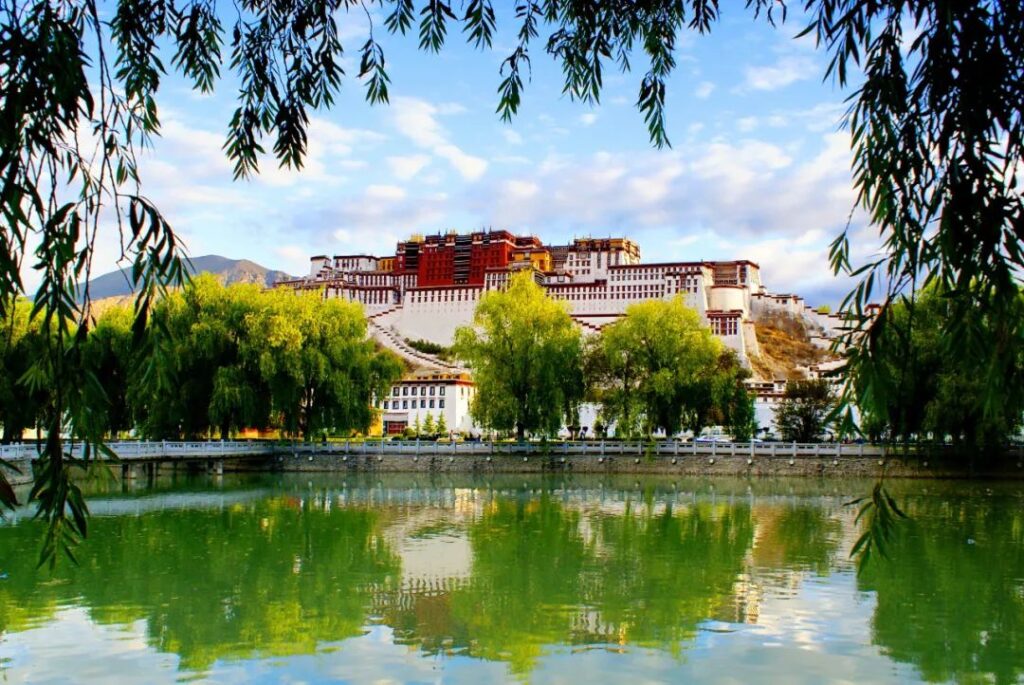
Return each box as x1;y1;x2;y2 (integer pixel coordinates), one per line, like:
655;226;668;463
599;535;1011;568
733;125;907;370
283;439;888;459
0;440;276;462
1;438;957;464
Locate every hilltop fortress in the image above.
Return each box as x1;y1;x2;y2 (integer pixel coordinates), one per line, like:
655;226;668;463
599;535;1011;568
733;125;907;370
279;230;844;373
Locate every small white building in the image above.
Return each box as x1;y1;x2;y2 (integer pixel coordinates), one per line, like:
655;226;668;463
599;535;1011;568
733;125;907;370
377;369;477;436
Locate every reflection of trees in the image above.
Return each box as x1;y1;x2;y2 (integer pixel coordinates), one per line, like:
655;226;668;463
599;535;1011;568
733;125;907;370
0;497;399;670
7;480;1020;684
858;499;1024;685
750;504;843;575
379;495;755;675
587;501;753;650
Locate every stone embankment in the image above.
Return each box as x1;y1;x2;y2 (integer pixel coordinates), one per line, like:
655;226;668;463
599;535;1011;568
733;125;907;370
3;440;1023;482
269;448;1024;480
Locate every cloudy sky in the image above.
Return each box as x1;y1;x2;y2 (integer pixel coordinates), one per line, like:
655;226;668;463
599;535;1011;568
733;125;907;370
85;4;883;306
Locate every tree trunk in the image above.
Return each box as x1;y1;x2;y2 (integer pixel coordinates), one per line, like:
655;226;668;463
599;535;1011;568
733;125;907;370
516;422;525;442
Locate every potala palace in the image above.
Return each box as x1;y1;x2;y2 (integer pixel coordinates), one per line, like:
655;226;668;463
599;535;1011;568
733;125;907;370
282;230;842;362
278;230;846;435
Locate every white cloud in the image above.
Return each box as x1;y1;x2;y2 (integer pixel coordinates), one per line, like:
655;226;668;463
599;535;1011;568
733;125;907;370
695;81;715;99
468;132;863;300
501;128;524;145
274;244;313;275
737;117;759;133
742;55;817;91
579;112;599;126
390;97;487;181
365;184;407;201
386;154;431;180
434;144;487;181
503;180;539;200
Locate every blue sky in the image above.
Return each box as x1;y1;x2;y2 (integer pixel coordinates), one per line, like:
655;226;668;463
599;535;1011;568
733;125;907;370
87;3;882;306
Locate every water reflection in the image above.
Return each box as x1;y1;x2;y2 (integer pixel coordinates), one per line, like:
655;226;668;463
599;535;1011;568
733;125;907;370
0;475;1021;684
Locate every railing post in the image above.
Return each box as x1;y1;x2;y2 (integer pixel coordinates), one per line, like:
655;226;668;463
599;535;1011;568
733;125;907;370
793;442;798;458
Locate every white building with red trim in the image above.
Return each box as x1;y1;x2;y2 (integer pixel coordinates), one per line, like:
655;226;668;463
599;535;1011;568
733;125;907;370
279;231;842;371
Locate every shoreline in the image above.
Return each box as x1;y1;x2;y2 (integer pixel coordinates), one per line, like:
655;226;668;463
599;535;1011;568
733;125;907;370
5;450;1023;486
259;451;1024;480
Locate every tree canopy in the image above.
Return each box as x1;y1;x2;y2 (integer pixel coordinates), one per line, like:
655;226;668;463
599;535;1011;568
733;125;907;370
852;284;1024;455
136;276;404;440
586;298;722;438
453;271;583;440
774;378;836;442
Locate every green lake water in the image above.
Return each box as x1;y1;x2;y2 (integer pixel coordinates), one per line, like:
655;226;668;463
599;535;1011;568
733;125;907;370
0;474;1022;684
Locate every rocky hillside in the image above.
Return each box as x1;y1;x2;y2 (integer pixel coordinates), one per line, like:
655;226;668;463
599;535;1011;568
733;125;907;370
78;255;292;300
749;311;832;380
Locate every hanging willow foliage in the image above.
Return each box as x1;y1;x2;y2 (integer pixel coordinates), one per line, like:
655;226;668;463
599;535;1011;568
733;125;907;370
1;1;1021;565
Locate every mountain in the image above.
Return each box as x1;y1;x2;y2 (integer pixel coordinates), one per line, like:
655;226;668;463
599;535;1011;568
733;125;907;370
79;255;293;300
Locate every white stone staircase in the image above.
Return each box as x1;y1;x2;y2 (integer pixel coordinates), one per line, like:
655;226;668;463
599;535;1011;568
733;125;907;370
366;314;462;371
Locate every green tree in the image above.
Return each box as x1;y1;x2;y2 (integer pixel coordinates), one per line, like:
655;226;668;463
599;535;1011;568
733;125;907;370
134;278;402;441
774;379;836;443
422;412;436;437
718;370;757;442
136;276;269;439
436;412;448;436
0;298;49;444
589;298;721;438
241;288;403;440
852;285;1024;456
453;271;583;441
81;305;136;438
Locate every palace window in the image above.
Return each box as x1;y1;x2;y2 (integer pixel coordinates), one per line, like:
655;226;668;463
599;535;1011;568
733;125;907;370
383;401;389;409
439;399;445;408
429;399;435;408
402;387;408;396
392;388;399;396
439;386;445;396
429;386;435;395
420;399;426;408
402;400;408;409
